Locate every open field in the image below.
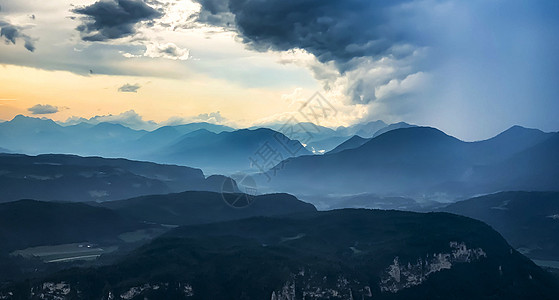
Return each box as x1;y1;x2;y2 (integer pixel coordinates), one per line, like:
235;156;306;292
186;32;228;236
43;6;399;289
12;243;117;263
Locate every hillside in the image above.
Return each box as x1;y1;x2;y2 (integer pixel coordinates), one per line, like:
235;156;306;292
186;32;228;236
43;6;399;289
263;126;558;204
475;133;559;191
0;200;147;253
153;128;311;174
441;191;559;261
127;123;235;155
3;209;557;299
372;122;416;138
0;153;225;202
264;127;471;198
98;191;317;226
327;135;370;154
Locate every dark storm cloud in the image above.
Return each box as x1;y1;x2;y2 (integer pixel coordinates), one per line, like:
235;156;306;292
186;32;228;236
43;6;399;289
118;83;141;92
196;0;234;27
194;0;559;139
193;0;424;104
0;20;36;52
28;104;59;114
194;0;415;65
72;0;162;41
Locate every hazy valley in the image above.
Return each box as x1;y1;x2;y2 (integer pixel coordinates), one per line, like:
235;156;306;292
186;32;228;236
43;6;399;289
0;115;558;299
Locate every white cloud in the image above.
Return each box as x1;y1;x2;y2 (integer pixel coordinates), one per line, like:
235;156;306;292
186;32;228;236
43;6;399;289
121;42;191;61
281;88;307;108
163;111;228;126
62;110;158;131
144;42;191;60
374;72;429;100
271;45;428;127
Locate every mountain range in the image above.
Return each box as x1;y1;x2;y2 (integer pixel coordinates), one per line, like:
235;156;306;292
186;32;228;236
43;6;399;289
0;116;310;174
262;126;558;204
1;115;558;298
0;116;416;173
126;123;234;155
149;128;311;174
2;115;558;207
0;115;233;156
328;122;418;154
259;120;394;153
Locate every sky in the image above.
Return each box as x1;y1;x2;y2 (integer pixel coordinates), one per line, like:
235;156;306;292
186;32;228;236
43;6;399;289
0;0;558;141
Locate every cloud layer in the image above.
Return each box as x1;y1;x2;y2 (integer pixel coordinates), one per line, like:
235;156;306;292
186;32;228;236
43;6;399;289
197;0;412;63
1;0;559;140
192;0;430;106
72;0;162;41
62;110;229;130
192;0;559;138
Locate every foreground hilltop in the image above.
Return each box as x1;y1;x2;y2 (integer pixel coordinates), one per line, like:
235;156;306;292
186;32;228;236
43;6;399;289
441;191;559;261
2;209;557;299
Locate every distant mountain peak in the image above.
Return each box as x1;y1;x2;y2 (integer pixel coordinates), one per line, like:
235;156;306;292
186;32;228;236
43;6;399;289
371;121;416;138
92;122;131;129
185;128;215;136
479;124;551;146
11;114;50;122
12;114;29;121
374;126;455;140
327;135;370;154
501;125;544;135
6;114;61;129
